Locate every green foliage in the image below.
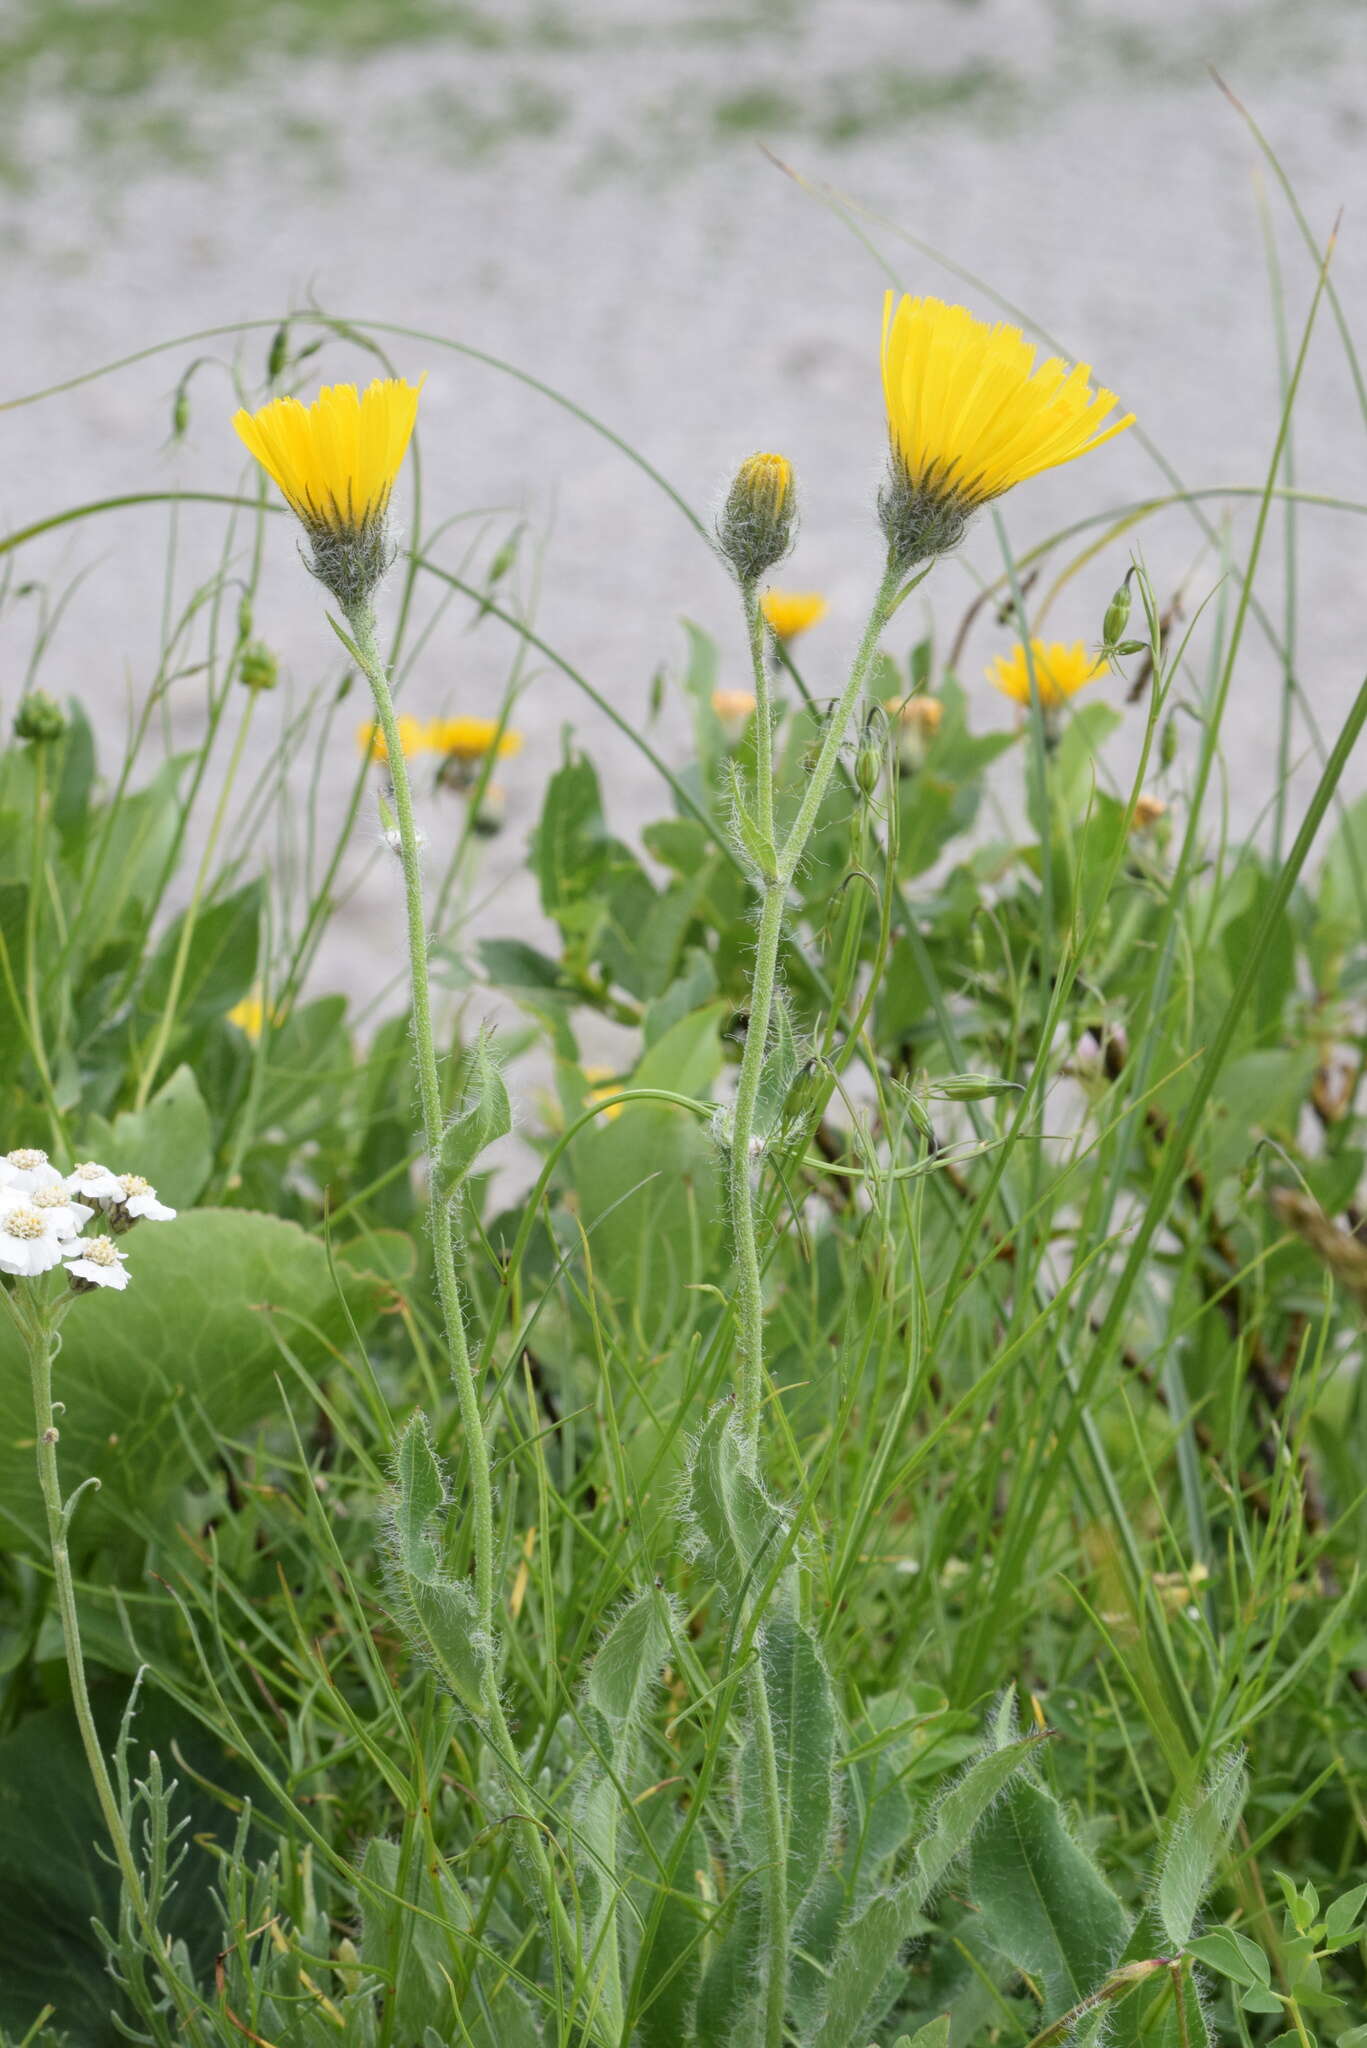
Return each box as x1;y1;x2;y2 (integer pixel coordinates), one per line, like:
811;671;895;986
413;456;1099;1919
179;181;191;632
2;263;1366;2048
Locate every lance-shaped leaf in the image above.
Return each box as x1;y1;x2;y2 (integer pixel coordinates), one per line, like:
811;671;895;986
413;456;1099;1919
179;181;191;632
436;1026;511;1199
383;1412;486;1717
684;1403;789;1609
813;1723;1046;2048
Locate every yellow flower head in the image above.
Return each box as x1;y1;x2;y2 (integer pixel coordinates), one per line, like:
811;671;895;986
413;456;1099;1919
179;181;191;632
427;717;523;763
584;1066;623;1121
357;713;427;762
718;451;796;583
233;377;424;604
987;639;1107;710
879;294;1133;567
711;687;757;744
760;589;828;641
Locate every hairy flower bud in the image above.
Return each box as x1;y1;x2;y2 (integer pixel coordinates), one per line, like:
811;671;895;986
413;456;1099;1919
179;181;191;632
717;452;796;585
13;691;66;743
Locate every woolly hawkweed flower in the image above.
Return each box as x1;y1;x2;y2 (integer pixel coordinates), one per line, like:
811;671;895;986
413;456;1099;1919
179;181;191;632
357;714;427;763
64;1235;131;1293
879;294;1133;571
987;638;1107;710
760;589;828;642
711;688;757;746
717;452;796;585
232;377;425;608
428;716;522;763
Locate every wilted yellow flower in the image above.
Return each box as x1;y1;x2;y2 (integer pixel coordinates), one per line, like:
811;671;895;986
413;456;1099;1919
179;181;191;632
987;639;1107;710
884;692;943;769
718;452;796;583
428;717;523;763
233;377;424;604
584;1066;623;1121
357;714;427;762
711;688;757;744
760;589;828;641
1131;792;1168;832
879;294;1132;567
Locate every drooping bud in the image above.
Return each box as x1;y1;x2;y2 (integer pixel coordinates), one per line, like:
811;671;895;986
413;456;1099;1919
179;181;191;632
854;735;883;798
717;453;796;585
238;641;279;692
13;691;66;743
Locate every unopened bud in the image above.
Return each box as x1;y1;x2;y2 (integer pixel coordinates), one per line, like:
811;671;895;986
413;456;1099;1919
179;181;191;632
854;739;882;797
1130;792;1167;834
1102;574;1133;648
1160;716;1178;772
238;641;279;692
171;383;190;440
237;593;254;641
717;452;796;584
267;323;289;382
13;691;66;743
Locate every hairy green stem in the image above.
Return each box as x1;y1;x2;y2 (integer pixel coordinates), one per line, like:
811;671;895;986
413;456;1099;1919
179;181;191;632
343;598;572;1957
725;555;904;2048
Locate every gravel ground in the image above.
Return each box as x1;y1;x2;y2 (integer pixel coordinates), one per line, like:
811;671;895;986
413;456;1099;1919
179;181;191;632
3;0;1365;1007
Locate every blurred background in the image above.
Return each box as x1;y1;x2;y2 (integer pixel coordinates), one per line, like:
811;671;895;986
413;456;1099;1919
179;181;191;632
2;0;1364;997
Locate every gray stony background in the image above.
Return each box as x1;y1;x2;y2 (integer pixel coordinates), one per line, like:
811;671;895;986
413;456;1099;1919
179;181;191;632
3;0;1365;1008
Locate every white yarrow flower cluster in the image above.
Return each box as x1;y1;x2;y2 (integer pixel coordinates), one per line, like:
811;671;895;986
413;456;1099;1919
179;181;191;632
0;1147;177;1292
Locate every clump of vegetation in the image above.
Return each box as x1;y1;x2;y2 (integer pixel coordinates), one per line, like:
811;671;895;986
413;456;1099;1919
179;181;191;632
0;147;1364;2048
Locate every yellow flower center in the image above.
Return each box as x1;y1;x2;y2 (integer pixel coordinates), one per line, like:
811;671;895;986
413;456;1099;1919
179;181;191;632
3;1207;47;1240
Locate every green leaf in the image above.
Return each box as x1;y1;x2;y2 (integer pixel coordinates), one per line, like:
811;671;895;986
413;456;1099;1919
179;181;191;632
813;1728;1044;2048
436;1027;511;1198
82;1063;214;1208
893;2022;950;2048
1323;1880;1367;1944
968;1777;1131;2020
384;1413;486;1717
576;1589;673;2036
139;877;262;1024
0;1209;392;1550
759;1611;836;1911
685;1403;787;1608
533;747;612;937
1185;1928;1269;1990
1156;1750;1246;1948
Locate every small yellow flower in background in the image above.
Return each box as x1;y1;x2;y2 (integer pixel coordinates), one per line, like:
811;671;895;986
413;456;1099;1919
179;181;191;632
233;377;425;605
717;452;796;583
428;717;523;763
884;692;943;770
357;714;427;762
879;294;1133;569
760;590;828;642
987;639;1107;711
228;991;270;1043
711;688;757;745
584;1066;623;1121
1131;792;1168;833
